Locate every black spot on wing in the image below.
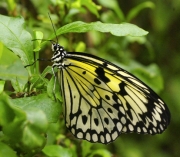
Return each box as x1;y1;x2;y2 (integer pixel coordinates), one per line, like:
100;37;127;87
94;78;101;85
108;108;113;113
94;118;99;126
82;115;88;125
88;109;92;116
105;95;110;100
95;67;110;83
104;118;109;125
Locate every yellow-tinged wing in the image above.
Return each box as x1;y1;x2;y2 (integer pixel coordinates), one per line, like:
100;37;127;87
58;52;170;144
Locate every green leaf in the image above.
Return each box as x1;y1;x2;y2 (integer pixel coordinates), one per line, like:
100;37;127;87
89;149;112;157
98;0;125;21
0;92;26;126
0;14;34;75
0;60;28;92
6;0;16;12
126;1;155;22
0;92;26;142
81;141;93;157
24;107;48;132
0;93;48;150
81;141;111;157
23;65;52;94
80;0;101;17
12;93;61;123
33;31;43;52
0;142;17;157
49;21;148;40
0;43;28;92
21;107;48;150
75;41;86;52
27;66;52;91
42;145;73;157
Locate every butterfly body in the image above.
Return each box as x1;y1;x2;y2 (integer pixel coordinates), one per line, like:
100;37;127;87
51;43;170;144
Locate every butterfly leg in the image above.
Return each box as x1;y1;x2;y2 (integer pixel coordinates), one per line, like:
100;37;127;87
52;65;57;101
24;58;51;68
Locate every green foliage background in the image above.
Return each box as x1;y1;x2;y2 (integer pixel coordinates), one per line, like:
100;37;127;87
0;0;179;157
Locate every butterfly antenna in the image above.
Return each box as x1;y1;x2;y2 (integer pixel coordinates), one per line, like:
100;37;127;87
48;12;58;44
32;39;56;44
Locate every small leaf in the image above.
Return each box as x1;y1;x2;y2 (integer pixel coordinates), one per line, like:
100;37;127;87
24;107;48;132
89;149;112;157
81;141;93;157
33;31;43;52
21;107;48;150
126;1;155;22
42;145;73;157
0;59;28;92
0;93;27;142
98;0;125;21
80;0;101;17
75;41;86;52
0;93;16;126
0;142;17;157
0;44;28;92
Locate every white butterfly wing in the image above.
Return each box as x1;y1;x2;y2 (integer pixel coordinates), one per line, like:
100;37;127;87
59;52;170;144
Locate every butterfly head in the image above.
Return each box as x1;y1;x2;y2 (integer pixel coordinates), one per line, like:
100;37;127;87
52;43;61;52
51;43;67;64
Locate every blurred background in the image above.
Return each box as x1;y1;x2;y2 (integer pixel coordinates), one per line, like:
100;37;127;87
0;0;179;157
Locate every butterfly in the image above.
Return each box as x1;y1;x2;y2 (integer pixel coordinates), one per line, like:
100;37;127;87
26;15;170;144
49;42;170;144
